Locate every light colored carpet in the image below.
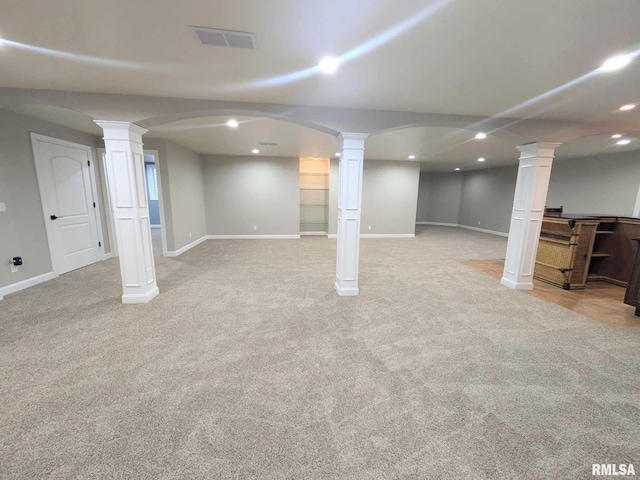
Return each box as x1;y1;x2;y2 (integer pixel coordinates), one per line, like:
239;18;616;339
1;226;639;479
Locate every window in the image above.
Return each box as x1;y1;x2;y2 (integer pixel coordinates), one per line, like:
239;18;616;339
145;163;158;201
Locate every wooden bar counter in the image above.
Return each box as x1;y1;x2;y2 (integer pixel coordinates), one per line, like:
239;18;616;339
535;214;640;290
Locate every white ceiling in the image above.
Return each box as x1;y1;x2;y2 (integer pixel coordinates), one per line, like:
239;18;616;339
3;0;640;172
1;0;640;123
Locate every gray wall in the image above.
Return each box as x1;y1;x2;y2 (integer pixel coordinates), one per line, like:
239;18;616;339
361;160;420;234
144;139;207;251
416;172;463;224
458;166;518;233
421;150;640;236
547;151;640;215
0;109;105;290
203;155;300;236
329;159;420;235
416;172;431;222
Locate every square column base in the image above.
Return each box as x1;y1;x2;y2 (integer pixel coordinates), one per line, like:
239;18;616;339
335;282;359;297
500;277;533;290
122;286;160;304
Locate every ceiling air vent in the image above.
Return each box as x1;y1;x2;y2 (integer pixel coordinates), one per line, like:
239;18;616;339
190;26;258;50
259;142;278;146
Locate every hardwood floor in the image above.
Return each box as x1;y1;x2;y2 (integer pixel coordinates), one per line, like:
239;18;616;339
461;259;640;327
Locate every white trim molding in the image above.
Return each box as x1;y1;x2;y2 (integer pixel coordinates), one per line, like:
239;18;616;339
360;233;415;238
416;221;459;227
416;222;508;237
0;272;56;299
458;225;509;238
165;235;208;257
207;234;301;240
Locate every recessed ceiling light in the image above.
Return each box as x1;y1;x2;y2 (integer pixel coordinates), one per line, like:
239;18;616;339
617;139;631;145
477;157;485;162
318;57;339;74
408;155;415;160
335;152;341;157
619;104;636;111
600;54;632;72
475;133;487;139
252;149;260;154
455;167;461;171
226;119;239;128
611;134;623;138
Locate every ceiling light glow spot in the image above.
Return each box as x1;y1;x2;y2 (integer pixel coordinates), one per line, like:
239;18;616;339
477;157;485;162
617;139;631;145
455;167;461;171
318;57;339;74
252;149;260;154
226;119;239;128
600;54;632;72
619;104;636;111
611;134;623;138
335;152;341;157
408;155;415;160
475;133;487;139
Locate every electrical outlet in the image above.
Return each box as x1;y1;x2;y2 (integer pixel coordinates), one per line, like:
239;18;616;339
10;264;18;273
368;225;372;231
189;231;192;238
0;202;6;212
478;221;481;225
253;225;257;231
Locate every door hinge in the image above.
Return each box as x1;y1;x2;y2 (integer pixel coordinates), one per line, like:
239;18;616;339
98;241;102;247
87;160;91;167
93;202;96;208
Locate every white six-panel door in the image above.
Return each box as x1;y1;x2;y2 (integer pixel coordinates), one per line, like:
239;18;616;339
31;134;102;275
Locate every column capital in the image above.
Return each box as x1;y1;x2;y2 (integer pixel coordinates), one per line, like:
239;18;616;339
338;132;369;150
517;142;562;159
94;120;148;143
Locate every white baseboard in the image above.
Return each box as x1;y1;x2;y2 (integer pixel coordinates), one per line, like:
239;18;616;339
102;252;114;261
0;271;56;299
458;225;509;237
165;235;208;257
207;235;301;240
416;221;459;227
360;233;415;239
416;222;508;238
300;231;327;236
327;233;414;239
150;225;161;229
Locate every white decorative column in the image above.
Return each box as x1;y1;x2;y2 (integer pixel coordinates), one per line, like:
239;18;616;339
335;132;369;296
501;142;561;290
95;121;159;304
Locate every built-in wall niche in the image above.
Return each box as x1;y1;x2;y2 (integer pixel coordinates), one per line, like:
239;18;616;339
299;157;329;235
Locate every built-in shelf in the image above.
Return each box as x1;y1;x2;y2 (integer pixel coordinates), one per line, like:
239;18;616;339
299;158;329;235
591;252;610;258
596;230;615;235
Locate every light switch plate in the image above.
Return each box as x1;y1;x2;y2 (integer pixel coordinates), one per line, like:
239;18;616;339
0;202;6;212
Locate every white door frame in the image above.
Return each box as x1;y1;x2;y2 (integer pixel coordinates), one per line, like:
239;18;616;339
31;133;106;277
97;147;117;257
99;148;168;258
